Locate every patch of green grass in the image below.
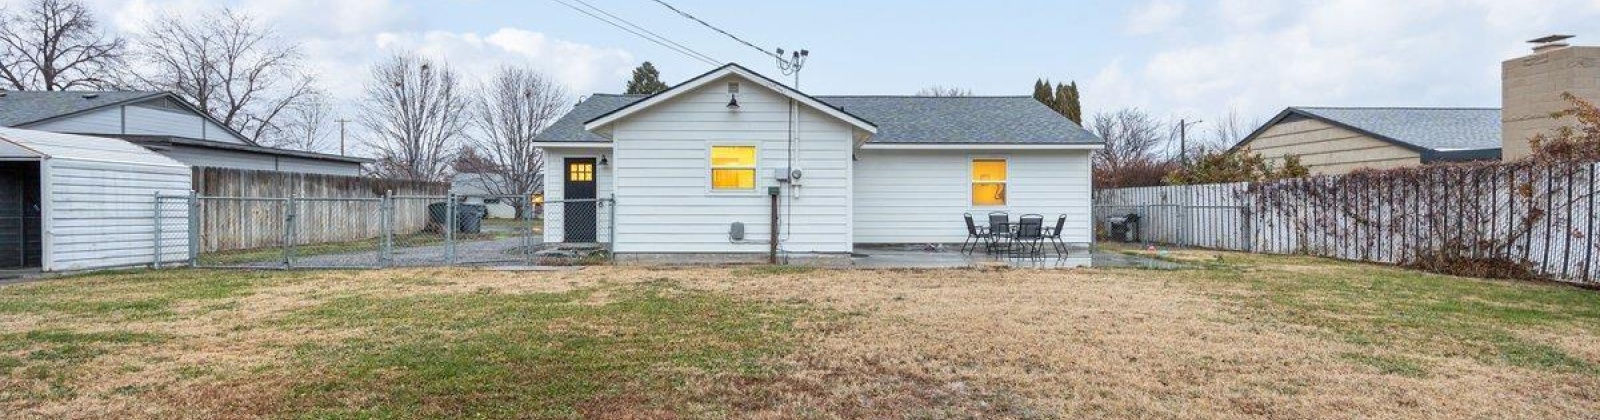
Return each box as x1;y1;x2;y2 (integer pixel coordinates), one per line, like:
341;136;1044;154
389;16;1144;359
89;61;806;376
0;270;271;321
279;281;812;418
197;232;505;266
1169;249;1600;375
4;330;167;361
1339;352;1430;378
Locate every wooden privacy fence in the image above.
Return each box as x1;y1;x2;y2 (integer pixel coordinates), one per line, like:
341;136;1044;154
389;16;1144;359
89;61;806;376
1096;160;1600;287
193;167;448;252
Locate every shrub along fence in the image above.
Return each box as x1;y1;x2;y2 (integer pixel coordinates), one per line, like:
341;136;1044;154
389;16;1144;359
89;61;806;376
192;167;448;253
1095;159;1600;287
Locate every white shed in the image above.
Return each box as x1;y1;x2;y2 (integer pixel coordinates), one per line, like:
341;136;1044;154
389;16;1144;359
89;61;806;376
0;127;193;272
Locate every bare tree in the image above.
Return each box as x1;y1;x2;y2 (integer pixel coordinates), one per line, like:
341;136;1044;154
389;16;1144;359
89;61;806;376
133;7;316;143
916;85;972;97
257;92;334;153
469;66;570;217
359;52;469;181
0;0;125;90
1091;108;1173;187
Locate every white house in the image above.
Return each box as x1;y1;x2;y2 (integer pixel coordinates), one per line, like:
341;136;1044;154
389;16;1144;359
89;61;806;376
533;64;1103;265
0;91;369;175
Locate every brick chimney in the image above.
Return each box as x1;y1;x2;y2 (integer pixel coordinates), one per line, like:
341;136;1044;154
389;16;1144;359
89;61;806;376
1502;35;1600;160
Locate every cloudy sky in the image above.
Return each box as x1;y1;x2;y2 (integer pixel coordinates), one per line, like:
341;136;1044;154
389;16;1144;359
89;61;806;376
16;0;1600;142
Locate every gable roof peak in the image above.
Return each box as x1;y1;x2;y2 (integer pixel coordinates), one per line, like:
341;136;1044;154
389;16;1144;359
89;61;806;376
583;62;878;133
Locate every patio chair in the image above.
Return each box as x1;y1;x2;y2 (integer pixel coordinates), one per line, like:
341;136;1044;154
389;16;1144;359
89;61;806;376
987;212;1011;253
1010;214;1046;260
961;213;992;254
1045;214;1068;258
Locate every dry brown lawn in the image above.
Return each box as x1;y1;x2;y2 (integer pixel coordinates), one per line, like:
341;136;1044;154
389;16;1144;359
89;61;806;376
2;248;1599;419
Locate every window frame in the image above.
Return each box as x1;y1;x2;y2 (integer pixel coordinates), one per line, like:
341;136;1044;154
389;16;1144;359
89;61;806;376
969;156;1009;208
706;142;761;195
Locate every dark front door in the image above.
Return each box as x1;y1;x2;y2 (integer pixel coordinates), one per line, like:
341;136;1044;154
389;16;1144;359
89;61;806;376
563;158;598;243
0;162;42;269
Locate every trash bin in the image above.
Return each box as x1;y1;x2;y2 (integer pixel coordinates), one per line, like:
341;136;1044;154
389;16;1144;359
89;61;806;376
428;202;450;231
1106;213;1141;242
458;204;487;234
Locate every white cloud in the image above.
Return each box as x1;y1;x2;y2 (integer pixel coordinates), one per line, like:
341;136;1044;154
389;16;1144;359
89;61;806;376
369;28;634;95
1099;0;1600;128
1126;0;1187;35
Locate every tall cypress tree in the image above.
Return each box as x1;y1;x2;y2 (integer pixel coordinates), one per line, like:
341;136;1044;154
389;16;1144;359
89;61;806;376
1031;78;1084;125
1058;81;1082;125
624;62;670;94
1033;79;1054;110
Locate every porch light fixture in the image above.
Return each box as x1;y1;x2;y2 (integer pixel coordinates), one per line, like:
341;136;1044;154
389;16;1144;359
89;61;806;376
726;94;740;110
599;154;609;167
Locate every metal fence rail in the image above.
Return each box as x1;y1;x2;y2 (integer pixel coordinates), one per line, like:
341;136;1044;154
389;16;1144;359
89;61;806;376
159;193;613;270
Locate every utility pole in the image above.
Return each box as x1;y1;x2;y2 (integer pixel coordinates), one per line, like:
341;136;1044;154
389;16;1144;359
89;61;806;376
335;118;351;156
1178;119;1203;166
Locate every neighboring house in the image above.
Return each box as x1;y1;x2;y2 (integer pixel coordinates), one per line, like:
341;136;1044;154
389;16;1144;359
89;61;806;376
533;63;1103;265
450;172;521;219
0;91;369;175
1235;107;1502;175
1502;36;1600;160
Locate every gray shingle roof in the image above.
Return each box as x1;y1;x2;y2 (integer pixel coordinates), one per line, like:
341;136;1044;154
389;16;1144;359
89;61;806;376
535;93;1102;145
0;91;166;126
1290;107;1502;151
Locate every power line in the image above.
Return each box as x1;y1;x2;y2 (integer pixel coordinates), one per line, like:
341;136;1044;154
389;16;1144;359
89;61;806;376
566;0;721;64
647;0;782;61
546;0;719;66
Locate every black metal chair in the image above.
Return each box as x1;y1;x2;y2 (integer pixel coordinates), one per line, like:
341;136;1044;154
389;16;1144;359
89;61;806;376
1045;214;1068;257
986;212;1011;253
1010;214;1046;259
961;213;991;254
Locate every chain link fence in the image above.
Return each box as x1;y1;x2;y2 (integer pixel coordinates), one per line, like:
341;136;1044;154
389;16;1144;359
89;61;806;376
164;193;612;269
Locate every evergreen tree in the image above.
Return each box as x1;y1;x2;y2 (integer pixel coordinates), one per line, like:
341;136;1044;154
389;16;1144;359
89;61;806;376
1032;79;1054;110
624;62;670;94
1058;81;1082;124
1030;78;1084;125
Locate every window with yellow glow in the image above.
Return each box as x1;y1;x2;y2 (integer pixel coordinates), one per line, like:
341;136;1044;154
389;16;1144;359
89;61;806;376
567;162;594;182
710;145;757;190
971;159;1007;206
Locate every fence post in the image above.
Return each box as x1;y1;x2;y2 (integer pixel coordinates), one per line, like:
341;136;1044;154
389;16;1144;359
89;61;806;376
446;192;456;265
153;191;163;269
608;194;618;262
284;194;297;269
382;190;393;268
188;190;199;266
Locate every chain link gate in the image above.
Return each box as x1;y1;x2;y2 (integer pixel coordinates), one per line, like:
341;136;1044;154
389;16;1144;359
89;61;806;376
172;193;613;269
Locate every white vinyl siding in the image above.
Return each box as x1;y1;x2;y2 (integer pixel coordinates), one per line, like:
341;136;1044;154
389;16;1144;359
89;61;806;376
24;103;250;144
853;149;1093;244
46;159;192;270
541;147;614;244
0;128;193;272
26;107;122;133
607;75;854;254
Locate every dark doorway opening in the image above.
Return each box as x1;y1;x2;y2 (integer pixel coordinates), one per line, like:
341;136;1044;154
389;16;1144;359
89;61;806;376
563;157;597;243
0;161;42;269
